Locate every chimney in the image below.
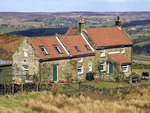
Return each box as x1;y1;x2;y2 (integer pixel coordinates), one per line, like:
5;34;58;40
79;19;86;33
115;16;121;27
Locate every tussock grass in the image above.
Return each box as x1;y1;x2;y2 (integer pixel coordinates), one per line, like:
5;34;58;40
24;87;147;113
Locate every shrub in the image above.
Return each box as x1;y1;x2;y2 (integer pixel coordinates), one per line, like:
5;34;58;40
52;86;62;95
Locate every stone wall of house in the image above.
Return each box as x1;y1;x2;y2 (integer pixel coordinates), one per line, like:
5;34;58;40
40;56;95;83
12;37;40;76
94;46;132;77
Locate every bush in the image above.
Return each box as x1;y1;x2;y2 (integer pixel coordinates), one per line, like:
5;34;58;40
52;86;62;95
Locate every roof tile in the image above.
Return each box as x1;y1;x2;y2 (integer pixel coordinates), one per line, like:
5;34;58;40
86;27;133;47
60;35;94;56
110;53;132;64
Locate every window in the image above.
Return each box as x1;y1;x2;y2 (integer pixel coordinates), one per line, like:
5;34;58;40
89;64;92;71
53;45;63;54
84;45;91;51
121;47;125;53
39;46;50;55
101;50;105;56
100;62;106;71
78;65;83;74
74;46;81;52
101;50;105;57
122;65;128;72
23;65;29;75
78;57;83;62
24;51;28;57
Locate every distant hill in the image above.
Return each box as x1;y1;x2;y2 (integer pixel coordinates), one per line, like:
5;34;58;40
6;28;69;37
122;20;150;27
133;41;150;55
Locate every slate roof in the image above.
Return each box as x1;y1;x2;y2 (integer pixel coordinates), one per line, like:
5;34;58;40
67;29;78;35
0;60;13;65
60;35;94;56
85;27;133;47
28;37;69;59
110;53;132;64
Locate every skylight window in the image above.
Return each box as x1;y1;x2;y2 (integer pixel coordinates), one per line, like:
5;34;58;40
53;45;63;54
84;45;91;51
74;46;81;52
39;46;50;56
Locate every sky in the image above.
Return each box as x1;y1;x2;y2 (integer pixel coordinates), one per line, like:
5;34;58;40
0;0;149;12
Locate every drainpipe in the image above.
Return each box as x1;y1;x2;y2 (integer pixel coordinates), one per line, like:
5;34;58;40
39;59;41;83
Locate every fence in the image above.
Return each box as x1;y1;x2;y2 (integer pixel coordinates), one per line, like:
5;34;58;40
80;83;150;95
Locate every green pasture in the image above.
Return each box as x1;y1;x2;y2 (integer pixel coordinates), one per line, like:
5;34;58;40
132;54;150;64
86;80;150;88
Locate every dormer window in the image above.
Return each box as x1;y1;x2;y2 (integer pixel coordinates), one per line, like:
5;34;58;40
84;45;91;51
53;45;63;54
74;46;81;52
121;47;125;53
39;46;50;56
101;49;105;57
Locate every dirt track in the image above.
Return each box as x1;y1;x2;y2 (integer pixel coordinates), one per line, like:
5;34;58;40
85;92;120;102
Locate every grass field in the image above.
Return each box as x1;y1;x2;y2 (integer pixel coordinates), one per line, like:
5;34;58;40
132;54;150;64
86;80;150;88
0;86;149;113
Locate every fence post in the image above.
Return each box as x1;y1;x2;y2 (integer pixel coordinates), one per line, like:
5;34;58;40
4;81;6;95
37;82;38;92
21;83;23;92
102;87;103;94
79;81;81;92
12;82;14;95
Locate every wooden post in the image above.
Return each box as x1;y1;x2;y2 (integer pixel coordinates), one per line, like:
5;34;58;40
21;83;23;93
12;82;14;95
37;82;38;92
79;81;82;92
4;81;6;95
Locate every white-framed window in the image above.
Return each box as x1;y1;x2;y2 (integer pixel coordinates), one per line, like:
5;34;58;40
101;50;105;57
23;65;29;75
78;57;83;62
39;46;50;55
78;65;83;74
100;62;106;71
89;64;92;71
24;51;28;57
121;47;125;53
53;45;63;54
122;65;128;72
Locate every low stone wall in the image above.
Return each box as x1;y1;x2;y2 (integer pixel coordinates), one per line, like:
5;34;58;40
81;83;150;95
131;63;150;69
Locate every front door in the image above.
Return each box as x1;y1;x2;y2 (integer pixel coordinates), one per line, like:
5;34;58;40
109;62;113;73
53;65;57;81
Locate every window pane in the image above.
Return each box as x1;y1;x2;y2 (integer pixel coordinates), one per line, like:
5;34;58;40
54;45;63;54
84;45;91;51
74;46;81;52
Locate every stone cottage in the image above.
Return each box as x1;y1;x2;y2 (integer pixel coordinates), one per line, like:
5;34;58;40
12;34;95;82
66;16;133;77
12;16;133;82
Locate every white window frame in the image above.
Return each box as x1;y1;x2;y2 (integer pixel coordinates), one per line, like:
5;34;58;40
23;65;29;75
24;51;28;57
101;50;105;57
100;62;106;71
121;47;125;53
89;64;92;71
40;46;49;55
78;57;83;62
53;45;63;54
122;65;128;72
78;65;83;74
